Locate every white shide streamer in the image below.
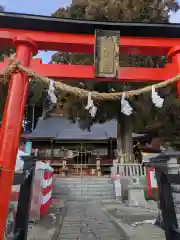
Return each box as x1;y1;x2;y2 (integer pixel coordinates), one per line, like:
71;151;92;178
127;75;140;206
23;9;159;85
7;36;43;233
85;92;97;118
151;86;164;108
121;93;133;116
48;79;57;104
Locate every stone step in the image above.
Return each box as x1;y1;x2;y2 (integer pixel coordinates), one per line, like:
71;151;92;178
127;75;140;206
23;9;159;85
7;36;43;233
56;177;112;183
54;188;114;192
54;191;114;194
55;187;113;191
55;181;113;185
56;183;113;186
54;194;115;199
54;195;114;199
53;176;115;201
56;195;114;198
55;189;114;194
53;192;114;197
58;186;114;190
55;184;114;189
53;193;114;197
56;194;115;200
56;181;113;185
54;186;114;189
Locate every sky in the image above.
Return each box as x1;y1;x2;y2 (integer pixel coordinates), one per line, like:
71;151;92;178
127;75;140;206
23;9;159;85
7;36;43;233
0;0;180;62
0;0;71;15
0;0;72;62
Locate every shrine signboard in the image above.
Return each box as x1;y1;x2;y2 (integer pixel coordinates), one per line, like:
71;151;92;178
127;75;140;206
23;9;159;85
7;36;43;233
94;29;120;78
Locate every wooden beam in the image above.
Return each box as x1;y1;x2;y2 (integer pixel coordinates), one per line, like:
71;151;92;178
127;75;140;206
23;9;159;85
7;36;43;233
1;29;180;55
0;58;176;82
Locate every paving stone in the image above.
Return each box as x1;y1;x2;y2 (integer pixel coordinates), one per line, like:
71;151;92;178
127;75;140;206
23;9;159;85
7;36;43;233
103;204;165;240
57;202;125;240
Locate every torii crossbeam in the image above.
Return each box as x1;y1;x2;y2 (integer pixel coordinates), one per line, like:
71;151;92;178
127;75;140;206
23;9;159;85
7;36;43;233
1;12;180;239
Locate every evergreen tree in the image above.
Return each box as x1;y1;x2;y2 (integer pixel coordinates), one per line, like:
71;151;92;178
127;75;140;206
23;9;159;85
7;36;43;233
0;6;46;130
52;0;180;152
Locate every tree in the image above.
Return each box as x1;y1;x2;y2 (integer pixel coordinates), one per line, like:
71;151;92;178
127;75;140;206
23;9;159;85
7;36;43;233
53;2;179;226
52;0;180;159
23;79;47;132
0;5;4;12
0;5;46;130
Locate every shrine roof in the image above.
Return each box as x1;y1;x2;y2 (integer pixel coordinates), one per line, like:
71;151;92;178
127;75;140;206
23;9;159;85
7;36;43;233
1;12;180;38
24;116;145;141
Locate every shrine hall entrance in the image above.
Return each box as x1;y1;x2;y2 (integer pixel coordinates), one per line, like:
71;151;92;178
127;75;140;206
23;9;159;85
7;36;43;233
58;148;109;177
49;141;114;177
52;146;115;201
73;151;90;174
74;152;89;165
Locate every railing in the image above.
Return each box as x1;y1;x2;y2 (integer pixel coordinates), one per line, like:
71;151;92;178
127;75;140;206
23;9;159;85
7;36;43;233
52;162;112;176
51;160;146;179
111;164;146;178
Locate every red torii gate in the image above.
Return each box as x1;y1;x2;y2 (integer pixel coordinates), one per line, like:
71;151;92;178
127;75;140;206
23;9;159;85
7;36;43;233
0;12;180;238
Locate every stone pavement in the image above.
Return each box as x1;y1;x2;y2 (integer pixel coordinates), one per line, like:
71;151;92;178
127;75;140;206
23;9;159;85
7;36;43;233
57;201;125;240
27;175;165;240
27;199;65;240
27;200;165;240
103;204;165;240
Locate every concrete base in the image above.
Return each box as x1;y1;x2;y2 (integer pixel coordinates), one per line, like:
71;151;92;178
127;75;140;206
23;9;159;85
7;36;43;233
128;183;149;207
120;177;132;201
119;176;157;209
128;183;158;209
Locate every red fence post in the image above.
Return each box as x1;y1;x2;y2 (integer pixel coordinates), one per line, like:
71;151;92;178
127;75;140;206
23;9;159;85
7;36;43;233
0;36;37;239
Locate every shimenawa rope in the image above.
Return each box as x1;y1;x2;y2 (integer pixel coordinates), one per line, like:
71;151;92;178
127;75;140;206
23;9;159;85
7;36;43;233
1;56;180;101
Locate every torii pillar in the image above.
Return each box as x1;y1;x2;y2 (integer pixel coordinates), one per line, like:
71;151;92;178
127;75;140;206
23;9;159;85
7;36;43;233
0;36;37;239
168;46;180;98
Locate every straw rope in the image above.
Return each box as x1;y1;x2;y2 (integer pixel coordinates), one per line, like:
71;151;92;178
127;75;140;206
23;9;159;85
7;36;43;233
1;56;180;100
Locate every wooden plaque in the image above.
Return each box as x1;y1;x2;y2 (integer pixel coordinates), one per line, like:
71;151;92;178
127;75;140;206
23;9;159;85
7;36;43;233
94;29;120;78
